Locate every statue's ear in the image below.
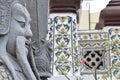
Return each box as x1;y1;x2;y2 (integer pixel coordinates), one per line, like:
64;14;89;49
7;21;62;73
0;1;11;35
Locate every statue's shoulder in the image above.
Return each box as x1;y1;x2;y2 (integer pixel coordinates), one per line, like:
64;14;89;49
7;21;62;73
0;0;12;35
0;59;12;80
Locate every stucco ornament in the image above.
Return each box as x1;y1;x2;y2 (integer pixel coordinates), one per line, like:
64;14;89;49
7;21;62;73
0;0;38;80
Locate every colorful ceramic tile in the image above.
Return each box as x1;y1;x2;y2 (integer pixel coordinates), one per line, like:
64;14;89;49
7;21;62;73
78;30;109;76
104;27;120;80
48;13;78;76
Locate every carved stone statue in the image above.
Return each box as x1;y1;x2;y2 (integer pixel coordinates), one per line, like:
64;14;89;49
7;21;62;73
35;39;52;80
0;0;38;80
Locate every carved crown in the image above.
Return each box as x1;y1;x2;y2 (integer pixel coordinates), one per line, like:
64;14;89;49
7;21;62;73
0;0;12;35
0;0;25;35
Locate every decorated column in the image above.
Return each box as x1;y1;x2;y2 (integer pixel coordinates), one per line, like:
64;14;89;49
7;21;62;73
48;0;80;76
96;0;120;79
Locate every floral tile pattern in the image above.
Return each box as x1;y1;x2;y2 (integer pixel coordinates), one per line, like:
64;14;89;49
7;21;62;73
48;15;120;80
106;27;120;80
48;14;78;76
78;31;108;41
78;30;109;79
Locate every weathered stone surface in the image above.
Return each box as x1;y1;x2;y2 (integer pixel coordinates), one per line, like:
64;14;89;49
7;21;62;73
0;63;12;80
26;0;52;79
0;0;52;80
0;0;11;35
0;0;38;80
35;39;52;77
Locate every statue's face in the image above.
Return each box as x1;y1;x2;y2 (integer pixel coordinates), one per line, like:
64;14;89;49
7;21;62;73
7;3;32;56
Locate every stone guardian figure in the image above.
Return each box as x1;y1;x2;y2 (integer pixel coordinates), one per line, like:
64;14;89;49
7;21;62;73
0;0;37;80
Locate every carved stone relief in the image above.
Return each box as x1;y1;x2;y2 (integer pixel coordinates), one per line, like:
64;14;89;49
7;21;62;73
0;0;39;80
0;0;11;35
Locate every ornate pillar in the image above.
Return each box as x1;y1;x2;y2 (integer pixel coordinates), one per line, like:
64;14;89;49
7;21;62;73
95;0;120;80
103;26;120;80
48;0;80;76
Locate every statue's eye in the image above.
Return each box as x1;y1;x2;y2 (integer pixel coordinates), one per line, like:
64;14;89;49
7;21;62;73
17;21;26;27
